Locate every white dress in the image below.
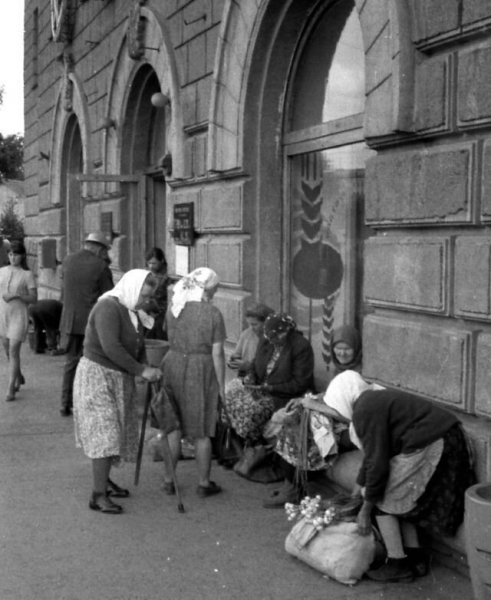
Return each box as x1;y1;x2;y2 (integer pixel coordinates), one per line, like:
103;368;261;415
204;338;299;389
0;266;36;341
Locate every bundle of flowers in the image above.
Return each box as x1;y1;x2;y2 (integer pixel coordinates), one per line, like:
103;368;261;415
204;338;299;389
285;493;362;531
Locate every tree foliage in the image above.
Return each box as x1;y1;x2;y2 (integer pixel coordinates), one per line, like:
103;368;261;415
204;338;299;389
0;198;24;242
0;134;24;182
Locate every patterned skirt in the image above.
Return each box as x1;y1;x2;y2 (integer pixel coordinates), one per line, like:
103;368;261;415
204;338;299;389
396;424;475;537
223;378;274;442
73;357;139;463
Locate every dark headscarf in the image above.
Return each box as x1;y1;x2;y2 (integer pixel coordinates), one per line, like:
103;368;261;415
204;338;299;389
330;325;362;373
263;313;296;343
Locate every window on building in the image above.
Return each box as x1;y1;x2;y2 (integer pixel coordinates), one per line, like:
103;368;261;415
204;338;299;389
284;0;374;386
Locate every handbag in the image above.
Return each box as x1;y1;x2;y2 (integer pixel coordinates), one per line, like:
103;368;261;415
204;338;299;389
285;518;375;585
212;418;243;468
211;399;243;468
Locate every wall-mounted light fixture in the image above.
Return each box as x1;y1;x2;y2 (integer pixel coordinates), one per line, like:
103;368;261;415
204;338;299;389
160;152;172;177
151;92;170;108
101;117;116;130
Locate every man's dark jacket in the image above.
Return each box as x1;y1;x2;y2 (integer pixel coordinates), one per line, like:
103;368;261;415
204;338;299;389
59;249;113;336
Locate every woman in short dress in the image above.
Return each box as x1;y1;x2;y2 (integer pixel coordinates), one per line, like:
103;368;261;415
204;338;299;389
0;240;37;401
73;269;162;514
160;267;226;498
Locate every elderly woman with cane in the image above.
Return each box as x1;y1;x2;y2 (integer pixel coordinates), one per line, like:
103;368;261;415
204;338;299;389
158;267;226;498
73;269;162;514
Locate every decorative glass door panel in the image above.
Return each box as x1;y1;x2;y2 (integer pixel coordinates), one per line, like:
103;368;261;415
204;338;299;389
289;143;373;388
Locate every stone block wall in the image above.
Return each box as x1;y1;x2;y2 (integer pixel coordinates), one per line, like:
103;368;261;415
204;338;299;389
365;2;491;493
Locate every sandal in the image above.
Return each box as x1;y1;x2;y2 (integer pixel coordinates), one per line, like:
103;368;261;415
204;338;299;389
196;481;222;498
89;492;123;514
107;478;130;498
161;481;176;495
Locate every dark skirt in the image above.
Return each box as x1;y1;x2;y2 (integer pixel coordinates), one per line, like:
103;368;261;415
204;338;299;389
404;424;475;537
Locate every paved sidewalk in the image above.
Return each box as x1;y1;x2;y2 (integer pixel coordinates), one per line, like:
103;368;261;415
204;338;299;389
0;347;474;600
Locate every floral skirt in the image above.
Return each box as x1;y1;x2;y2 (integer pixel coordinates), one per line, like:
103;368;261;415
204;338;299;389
73;357;139;463
223;378;274;442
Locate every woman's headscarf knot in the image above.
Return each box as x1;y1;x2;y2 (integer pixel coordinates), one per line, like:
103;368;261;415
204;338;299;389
170;267;220;318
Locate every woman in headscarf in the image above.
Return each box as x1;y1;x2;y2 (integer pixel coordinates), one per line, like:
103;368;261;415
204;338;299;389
73;269;162;514
224;312;315;447
159;267;226;498
264;369;381;507
330;325;362;375
351;387;474;582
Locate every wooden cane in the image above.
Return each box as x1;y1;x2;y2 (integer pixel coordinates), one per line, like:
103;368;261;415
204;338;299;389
134;381;152;486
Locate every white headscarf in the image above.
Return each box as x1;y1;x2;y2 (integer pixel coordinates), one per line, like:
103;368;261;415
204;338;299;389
322;370;384;449
170;267;220;318
99;268;154;331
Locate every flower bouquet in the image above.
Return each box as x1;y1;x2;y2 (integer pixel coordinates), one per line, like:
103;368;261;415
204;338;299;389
284;494;375;585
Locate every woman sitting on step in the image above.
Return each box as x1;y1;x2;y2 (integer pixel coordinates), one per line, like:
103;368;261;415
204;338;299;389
223;313;314;479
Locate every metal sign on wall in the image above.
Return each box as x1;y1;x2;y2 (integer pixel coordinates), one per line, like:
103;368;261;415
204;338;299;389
173;203;195;246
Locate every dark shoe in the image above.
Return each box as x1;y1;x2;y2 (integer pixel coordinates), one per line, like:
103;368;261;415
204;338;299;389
262;485;299;508
107;478;130;498
89;492;123;514
405;547;429;577
60;406;72;416
196;481;222;498
14;374;25;392
161;481;176;495
366;558;414;582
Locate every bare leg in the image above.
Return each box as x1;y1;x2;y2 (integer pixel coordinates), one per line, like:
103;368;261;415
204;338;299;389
90;457;122;513
162;429;181;484
375;514;406;558
92;456;112;494
194;436;212;487
7;339;22;399
2;337;9;359
401;520;420;548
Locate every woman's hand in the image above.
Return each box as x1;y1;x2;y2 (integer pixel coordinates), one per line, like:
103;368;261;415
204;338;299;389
356;500;373;536
300;394;320;411
2;293;16;302
141;366;162;383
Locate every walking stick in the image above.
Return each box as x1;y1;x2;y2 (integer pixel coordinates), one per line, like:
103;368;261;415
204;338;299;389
134;381;152;486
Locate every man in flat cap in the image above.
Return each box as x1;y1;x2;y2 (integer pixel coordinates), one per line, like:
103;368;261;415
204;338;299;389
59;232;114;416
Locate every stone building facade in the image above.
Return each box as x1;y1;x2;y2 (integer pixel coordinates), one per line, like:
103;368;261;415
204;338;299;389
24;0;491;554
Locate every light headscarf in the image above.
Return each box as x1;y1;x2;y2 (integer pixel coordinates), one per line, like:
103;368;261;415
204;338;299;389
99;268;155;331
170;267;220;318
322;370;384;448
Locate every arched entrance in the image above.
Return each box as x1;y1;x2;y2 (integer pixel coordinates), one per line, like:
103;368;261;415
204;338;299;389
121;64;168;256
61;114;83;254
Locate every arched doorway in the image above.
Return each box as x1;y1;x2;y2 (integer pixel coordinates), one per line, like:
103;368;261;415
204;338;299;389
283;0;375;386
61;114;83;254
121;65;169;261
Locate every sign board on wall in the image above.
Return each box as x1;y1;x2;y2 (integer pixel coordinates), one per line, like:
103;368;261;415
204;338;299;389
173;203;194;246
